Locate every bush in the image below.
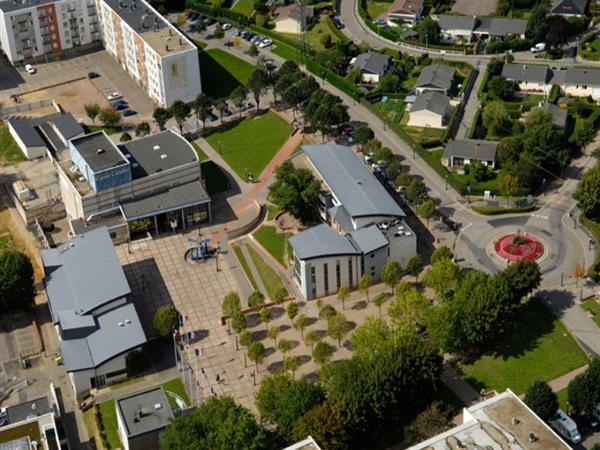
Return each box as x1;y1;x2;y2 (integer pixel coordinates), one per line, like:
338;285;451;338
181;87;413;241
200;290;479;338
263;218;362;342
153;305;180;338
42;221;55;233
471;205;537;215
0;250;34;311
548;85;559;103
320;33;333;49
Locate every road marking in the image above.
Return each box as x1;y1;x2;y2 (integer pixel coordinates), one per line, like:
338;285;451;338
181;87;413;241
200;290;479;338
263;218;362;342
531;214;549;220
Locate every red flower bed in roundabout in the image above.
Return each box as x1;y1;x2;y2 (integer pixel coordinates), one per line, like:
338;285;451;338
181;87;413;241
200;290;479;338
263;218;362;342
494;234;544;262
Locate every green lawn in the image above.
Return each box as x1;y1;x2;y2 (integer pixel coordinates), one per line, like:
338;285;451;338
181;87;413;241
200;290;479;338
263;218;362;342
161;378;190;409
373;98;406;126
366;0;391;19
200;49;255;100
201;161;230;195
231;0;254;16
0;233;14;251
267;204;281;221
557;387;569;412
191;141;209;161
462;299;588;395
193;39;207;49
98;400;120;450
254;225;291;266
247;245;288;300
232;243;259;291
306;19;341;52
582;299;600;328
205;111;291;179
0;123;26;166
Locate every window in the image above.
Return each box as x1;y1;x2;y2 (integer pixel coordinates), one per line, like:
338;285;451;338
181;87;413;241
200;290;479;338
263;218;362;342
348;259;353;286
336;260;341;290
310;266;316;284
323;263;329;294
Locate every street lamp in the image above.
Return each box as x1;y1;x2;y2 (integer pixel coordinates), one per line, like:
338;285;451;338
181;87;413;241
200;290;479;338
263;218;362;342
445;174;448;190
466;186;471;204
251;370;256;386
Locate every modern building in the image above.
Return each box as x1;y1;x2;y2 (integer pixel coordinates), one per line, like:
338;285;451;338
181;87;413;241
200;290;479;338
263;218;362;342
115;387;174;450
55;129;211;241
0;388;66;450
442;139;498;169
408;91;452;128
415;63;455;95
95;0;201;106
289;143;416;300
408;390;570;450
349;51;391;84
42;226;147;395
433;15;527;43
551;0;587;16
0;0;101;65
386;0;424;27
7;112;85;159
273;3;314;34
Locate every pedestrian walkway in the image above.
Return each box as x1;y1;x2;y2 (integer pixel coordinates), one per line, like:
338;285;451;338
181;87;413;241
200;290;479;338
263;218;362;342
548;364;588;392
441;361;481;405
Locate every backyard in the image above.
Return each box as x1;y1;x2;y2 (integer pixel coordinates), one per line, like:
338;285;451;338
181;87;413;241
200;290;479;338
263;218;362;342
366;0;392;19
199;48;255;100
461;299;587;394
205;111;292;179
306;18;342;52
0;123;26;166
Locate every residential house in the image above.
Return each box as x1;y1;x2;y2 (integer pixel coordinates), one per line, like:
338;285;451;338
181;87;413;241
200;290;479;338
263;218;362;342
433;15;527;43
42;226;147;395
522;103;568;130
274;3;314;34
442;139;499;169
408;390;570;450
116;387;175;450
415;63;455;94
434;15;477;43
408;91;452;128
551;0;587;16
289;143;416;300
386;0;424;27
349;51;391;84
501;63;552;94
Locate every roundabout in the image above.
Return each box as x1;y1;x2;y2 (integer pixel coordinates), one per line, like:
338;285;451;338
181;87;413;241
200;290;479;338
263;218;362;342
494;233;544;262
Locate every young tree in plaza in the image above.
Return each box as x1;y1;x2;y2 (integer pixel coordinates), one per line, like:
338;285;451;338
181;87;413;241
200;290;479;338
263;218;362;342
135;121;151;137
328;313;350;347
304;329;320;351
153;107;171;131
248;341;266;371
248;290;265;310
336;285;350;310
381;260;403;291
293;314;310;339
372;292;386;317
260;307;272;331
358;274;372;302
277;338;293;363
406;254;424;283
312;341;335;366
170;100;191;134
194;92;213;128
152;305;180;338
267;325;281;346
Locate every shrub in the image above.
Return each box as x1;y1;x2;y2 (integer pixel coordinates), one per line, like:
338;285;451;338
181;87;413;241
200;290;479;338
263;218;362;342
42;222;55;233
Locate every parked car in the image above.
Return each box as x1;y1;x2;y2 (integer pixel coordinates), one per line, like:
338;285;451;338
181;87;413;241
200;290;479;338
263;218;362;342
240;100;254;111
25;64;36;74
123;109;137;116
251;35;263;44
107;92;121;101
115;103;128;111
372;18;385;26
188;23;197;32
258;38;272;48
87;71;99;79
222;107;233;117
550;410;582;445
333;17;344;29
233;28;243;36
203;17;216;26
531;42;545;53
243;32;254;41
208;111;218;122
185;11;194;19
113;100;128;108
221;22;232;30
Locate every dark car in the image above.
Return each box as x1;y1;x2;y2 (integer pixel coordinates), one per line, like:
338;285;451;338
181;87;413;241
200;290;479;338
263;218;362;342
208;111;218;122
240;100;254;112
87;71;99;79
222;107;232;117
333;17;344;29
243;32;255;41
115;103;128;111
113;100;127;107
204;17;216;26
123;109;137;116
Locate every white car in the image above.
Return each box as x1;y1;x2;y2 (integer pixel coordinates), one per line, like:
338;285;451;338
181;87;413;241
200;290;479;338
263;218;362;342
531;42;545;53
258;38;272;48
221;23;232;30
107;92;122;101
25;64;36;74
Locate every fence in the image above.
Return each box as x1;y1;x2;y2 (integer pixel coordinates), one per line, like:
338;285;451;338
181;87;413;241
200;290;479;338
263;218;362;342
0;98;60;118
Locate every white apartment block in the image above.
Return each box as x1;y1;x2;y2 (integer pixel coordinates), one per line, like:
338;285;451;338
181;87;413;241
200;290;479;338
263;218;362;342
0;0;100;64
96;0;201;106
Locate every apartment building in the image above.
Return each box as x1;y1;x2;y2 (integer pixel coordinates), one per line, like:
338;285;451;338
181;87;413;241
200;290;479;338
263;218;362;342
0;0;100;64
95;0;201;106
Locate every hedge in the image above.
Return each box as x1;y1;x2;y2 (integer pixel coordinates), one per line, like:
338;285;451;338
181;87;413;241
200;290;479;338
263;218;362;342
471;205;538;215
548;85;560;103
324;15;349;42
581;215;600;281
478;69;490;99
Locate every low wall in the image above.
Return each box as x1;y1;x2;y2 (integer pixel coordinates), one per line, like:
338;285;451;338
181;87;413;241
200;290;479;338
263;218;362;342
0;98;60;118
227;201;266;240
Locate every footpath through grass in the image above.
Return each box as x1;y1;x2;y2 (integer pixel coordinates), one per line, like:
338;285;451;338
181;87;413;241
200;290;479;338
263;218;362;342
254;225;291;267
232;243;259;291
200;49;255;99
461;299;587;394
247;245;288;300
205;111;291;179
0;123;26;166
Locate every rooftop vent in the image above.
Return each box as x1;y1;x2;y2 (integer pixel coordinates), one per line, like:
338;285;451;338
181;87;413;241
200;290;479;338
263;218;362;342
125;153;132;159
160;154;168;159
118;322;125;327
153;403;162;410
125;319;132;324
153;145;160;150
96;148;105;154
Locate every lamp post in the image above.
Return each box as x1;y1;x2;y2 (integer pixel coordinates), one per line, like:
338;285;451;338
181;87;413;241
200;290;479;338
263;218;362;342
251;370;256;386
445;174;448;190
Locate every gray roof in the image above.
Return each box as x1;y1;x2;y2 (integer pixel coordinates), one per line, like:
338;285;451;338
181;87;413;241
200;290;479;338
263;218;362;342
0;0;54;13
116;387;174;437
415;64;455;91
443;139;499;162
7;118;45;147
289;224;359;260
351;52;391;77
58;309;96;331
304;143;405;220
102;0;167;34
501;63;550;84
551;0;587;14
119;130;198;179
42;226;131;322
348;225;389;254
487;18;527;36
435;14;476;31
51;113;84;140
5;397;52;424
543;103;568;129
411;91;451;115
328;205;354;233
564;67;600;87
120;180;210;220
8;113;83;150
70;132;129;173
60;302;146;371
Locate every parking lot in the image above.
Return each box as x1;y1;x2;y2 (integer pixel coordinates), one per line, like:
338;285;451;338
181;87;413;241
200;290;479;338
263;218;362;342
0;313;41;384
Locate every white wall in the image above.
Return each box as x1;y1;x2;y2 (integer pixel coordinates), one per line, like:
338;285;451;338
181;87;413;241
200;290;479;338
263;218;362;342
68;351;134;396
408;110;445;128
296;254;361;300
116;400;130;450
8;122;47;159
160;49;202;106
275;18;301;34
563;85;600;100
361;73;380;84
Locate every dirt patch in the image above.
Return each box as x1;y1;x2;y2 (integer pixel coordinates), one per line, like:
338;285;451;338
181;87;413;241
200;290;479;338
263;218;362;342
451;0;498;15
275;212;302;233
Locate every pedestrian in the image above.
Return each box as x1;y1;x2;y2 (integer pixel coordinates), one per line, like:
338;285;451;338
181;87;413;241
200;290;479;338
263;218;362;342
201;367;205;375
216;374;220;383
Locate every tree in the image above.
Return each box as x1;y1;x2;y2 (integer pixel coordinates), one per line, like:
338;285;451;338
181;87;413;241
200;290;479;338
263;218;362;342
160;396;270;450
135;121;150;137
500;174;519;206
304;329;320;351
267;325;280;345
153;107;172;131
526;3;549;42
423;258;461;298
379;73;402;93
353;125;374;147
274;287;288;305
170;100;190;134
120;132;131;142
214;98;227;122
404;404;453;445
0;250;34;311
482;101;510;136
240;329;253;350
293;314;310;338
545;15;569;49
416;200;436;228
194;93;213;128
405;180;428;204
222;292;241;332
319;304;337;321
152;305;180;338
248;290;265;310
213;25;224;40
259;307;272;331
284;355;301;379
304;90;349;138
372;293;386;317
98;106;122;128
381;260;403;291
268;161;320;222
337;285;350;310
418;17;441;45
255;373;325;440
292;400;349;450
358;274;372;302
406;254;423;282
568;370;597;416
500;260;541;300
247;341;265;371
313;341;335;365
524;381;558;422
248;42;259;56
573;263;585;288
350;316;390;359
388;286;430;329
431;246;453;264
395;172;414;188
84;103;100;124
230;86;247;118
277;338;292;362
247;67;269;110
574;162;600;219
231;309;247;335
328;313;350;346
488;76;518;100
287;301;299;320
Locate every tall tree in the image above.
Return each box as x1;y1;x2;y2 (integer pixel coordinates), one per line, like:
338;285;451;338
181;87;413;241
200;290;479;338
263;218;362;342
482;101;511;136
358;274;372;302
247;67;269;110
248;290;265;310
135;121;151;137
292;401;349;450
260;307;272;331
153;107;171;131
416;200;436;228
267;325;280;345
328;313;350;346
381;260;403;291
284;355;301;379
304;329;320;351
222;292;241;333
194;93;213;128
418;17;441;45
170;100;191;134
152;305;180;338
500;174;519;206
337;285;350;310
372;293;386;317
406;254;424;283
423;258;461;299
388;286;430;330
524;381;558;422
248;341;266;371
84;103;100;124
268;161;320;222
350;316;390;360
574;161;600;219
526;3;550;42
277;338;292;363
0;250;34;311
230;86;247;118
